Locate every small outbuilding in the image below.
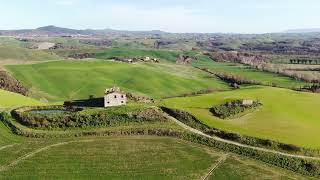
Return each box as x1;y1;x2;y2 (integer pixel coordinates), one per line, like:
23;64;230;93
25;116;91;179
242;99;254;106
104;87;127;107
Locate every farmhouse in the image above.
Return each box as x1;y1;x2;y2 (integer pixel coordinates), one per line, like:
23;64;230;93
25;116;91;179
104;87;127;107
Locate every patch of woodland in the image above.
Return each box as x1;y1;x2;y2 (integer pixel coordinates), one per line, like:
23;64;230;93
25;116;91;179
0;71;28;95
210;100;262;119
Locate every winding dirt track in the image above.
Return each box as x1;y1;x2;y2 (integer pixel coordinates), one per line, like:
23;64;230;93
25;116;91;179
163;112;320;161
0;144;16;151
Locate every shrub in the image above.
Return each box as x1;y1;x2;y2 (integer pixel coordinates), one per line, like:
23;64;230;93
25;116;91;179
210;100;261;119
279;143;301;152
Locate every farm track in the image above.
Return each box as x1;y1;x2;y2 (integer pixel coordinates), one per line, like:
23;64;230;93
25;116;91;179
201;154;228;180
163;112;320;160
0;140;95;172
0;144;16;151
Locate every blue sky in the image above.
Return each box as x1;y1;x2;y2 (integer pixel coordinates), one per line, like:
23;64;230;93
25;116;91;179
1;0;320;33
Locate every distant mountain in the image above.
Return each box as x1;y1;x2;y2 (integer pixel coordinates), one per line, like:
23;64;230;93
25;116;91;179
284;28;320;33
0;25;169;37
36;25;86;35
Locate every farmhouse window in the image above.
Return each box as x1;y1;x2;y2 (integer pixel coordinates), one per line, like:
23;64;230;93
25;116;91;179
121;101;124;104
114;95;117;98
107;102;110;104
121;95;124;98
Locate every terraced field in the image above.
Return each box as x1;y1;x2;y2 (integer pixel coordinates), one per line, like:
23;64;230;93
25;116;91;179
192;56;310;88
5;59;229;102
162;86;320;148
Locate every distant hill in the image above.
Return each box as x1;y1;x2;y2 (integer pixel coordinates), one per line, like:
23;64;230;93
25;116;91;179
0;25;169;37
284;28;320;33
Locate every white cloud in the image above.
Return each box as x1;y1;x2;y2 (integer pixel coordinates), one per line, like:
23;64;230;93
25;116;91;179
56;1;74;6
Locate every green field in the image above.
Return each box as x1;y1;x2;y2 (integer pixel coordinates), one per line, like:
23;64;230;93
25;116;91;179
0;37;59;62
192;56;310;88
162;86;320;148
0;89;43;109
5;59;228;102
0;120;23;146
0;133;307;179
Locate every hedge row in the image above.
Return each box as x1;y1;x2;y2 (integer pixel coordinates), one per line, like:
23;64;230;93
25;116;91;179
11;106;168;130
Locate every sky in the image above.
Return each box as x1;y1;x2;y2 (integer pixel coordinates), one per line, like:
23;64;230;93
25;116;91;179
1;0;320;33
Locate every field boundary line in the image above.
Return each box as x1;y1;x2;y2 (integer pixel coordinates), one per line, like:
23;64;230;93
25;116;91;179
163;112;320;160
0;139;94;172
201;154;228;180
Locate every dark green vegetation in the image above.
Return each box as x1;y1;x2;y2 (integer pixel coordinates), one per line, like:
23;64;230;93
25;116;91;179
12;105;167;129
210;100;261;119
5;60;228;102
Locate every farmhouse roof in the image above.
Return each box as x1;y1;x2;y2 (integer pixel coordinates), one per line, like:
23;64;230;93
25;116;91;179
105;87;125;94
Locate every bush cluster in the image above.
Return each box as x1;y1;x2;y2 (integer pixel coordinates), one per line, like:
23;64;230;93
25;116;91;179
210;100;261;119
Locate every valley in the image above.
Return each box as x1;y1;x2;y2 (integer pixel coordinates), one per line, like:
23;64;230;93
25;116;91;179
1;25;320;179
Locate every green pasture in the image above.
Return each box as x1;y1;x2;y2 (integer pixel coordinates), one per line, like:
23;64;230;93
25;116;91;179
162;86;320;148
0;89;43;109
5;59;228;102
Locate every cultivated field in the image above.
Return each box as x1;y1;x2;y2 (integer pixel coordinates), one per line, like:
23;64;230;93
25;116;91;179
0;127;308;180
162;86;320;148
192;56;310;88
5;60;228;102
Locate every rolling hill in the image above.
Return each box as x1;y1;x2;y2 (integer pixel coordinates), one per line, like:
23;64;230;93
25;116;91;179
0;89;43;109
162;86;320;148
5;59;229;102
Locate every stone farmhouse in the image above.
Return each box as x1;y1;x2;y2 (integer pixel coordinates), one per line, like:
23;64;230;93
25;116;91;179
104;87;127;107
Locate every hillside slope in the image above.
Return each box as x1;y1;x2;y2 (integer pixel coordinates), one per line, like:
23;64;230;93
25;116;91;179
5;60;229;102
162;86;320;148
0;89;43;109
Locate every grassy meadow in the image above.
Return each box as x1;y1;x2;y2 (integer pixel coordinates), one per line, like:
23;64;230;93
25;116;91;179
5;59;229;102
0;37;59;63
0;132;308;179
162;86;320;148
192;56;310;88
0;89;43;109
